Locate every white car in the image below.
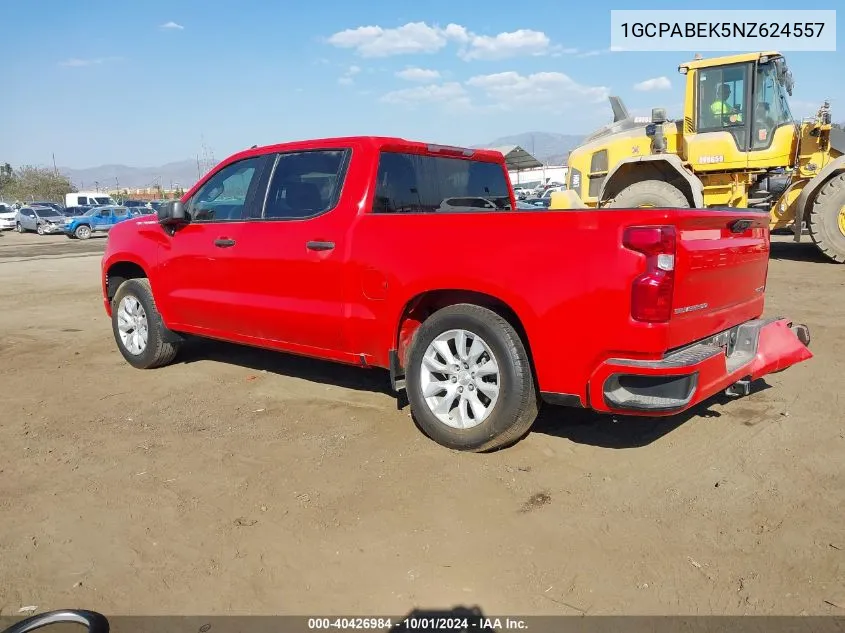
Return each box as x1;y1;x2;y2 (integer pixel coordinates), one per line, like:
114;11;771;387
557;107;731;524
0;203;16;230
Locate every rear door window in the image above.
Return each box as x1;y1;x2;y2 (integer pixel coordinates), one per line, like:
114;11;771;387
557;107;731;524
262;150;350;219
372;152;512;213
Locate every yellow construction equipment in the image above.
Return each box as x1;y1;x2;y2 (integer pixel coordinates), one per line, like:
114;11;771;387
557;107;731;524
557;51;845;263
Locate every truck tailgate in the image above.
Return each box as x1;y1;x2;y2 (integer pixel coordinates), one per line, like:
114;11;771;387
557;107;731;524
668;211;770;349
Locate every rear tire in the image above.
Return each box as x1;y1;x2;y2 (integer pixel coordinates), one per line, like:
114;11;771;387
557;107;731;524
606;180;690;208
808;172;845;264
405;304;538;452
112;278;180;369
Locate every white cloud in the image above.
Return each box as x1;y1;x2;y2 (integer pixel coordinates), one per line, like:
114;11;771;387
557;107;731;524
327;22;462;57
466;71;610;111
633;76;672;91
577;49;607;58
459;29;552;61
396;67;441;82
338;65;364;85
327;21;561;60
160;21;184;30
379;82;471;109
59;57;121;67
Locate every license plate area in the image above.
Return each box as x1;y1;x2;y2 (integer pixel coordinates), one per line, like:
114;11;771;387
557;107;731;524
702;327;739;356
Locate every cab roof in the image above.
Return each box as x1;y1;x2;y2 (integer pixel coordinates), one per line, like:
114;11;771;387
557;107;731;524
224;136;505;166
679;51;782;71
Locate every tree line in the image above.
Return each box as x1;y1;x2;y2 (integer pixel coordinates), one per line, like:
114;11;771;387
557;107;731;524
0;163;77;204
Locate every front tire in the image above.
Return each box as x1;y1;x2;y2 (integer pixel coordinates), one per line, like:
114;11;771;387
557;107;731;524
112;278;180;369
36;224;44;235
606;180;690;208
16;223;24;233
406;304;538;452
808;172;845;264
74;224;92;240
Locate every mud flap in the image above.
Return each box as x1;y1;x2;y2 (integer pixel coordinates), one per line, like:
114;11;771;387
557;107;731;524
747;319;813;381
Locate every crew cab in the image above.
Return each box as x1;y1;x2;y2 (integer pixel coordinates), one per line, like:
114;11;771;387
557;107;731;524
101;136;812;452
66;205;138;239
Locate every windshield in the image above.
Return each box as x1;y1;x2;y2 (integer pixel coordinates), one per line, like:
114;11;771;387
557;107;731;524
751;59;794;149
84;208;102;216
36;207;62;217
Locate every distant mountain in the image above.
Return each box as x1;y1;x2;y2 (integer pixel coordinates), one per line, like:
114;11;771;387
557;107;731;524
60;160;202;191
474;132;585;165
56;131;584;190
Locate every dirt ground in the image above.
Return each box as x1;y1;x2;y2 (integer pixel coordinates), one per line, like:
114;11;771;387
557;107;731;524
0;229;843;617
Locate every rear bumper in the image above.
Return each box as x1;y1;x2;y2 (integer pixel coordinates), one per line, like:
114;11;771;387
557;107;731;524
587;317;812;415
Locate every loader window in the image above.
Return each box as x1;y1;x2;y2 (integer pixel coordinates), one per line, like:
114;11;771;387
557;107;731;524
696;63;750;150
750;61;794;150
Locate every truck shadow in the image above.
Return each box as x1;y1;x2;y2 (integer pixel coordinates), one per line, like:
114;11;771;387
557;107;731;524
530;380;772;449
176;337;773;450
769;239;830;263
177;337;397;397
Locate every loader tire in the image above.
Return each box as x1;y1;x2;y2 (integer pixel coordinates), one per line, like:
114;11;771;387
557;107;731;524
606;180;690;209
808;172;845;264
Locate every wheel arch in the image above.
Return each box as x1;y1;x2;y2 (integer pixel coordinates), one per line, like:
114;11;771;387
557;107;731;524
600;155;705;207
393;289;537;377
105;259;149;303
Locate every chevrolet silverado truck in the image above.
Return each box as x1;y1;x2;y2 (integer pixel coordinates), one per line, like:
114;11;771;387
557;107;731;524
100;136;812;452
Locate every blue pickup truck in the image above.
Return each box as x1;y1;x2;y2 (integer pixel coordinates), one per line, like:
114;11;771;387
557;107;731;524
65;205;141;239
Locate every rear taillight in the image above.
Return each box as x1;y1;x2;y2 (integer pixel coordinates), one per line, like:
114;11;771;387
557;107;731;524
623;225;676;323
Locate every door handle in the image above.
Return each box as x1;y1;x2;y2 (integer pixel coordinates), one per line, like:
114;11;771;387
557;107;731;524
214;238;236;248
306;240;335;251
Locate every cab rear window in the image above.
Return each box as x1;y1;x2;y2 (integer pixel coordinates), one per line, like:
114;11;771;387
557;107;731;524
373;152;512;213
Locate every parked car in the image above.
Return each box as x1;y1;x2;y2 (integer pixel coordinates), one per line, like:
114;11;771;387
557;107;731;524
29;201;64;212
147;200;166;212
438;196;508;211
0;203;16;230
122;200;150;209
65;205;140;239
523;197;551;208
516;200;543;209
62;206;92;217
102;135;812;453
16;205;67;234
66;192;116;208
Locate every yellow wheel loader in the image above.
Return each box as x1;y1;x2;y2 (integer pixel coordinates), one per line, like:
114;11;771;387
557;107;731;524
557;51;845;263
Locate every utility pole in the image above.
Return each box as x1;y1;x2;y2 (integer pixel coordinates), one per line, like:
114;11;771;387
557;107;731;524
52;153;58;176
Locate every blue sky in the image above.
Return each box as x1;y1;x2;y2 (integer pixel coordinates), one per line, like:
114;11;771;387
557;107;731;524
2;0;841;168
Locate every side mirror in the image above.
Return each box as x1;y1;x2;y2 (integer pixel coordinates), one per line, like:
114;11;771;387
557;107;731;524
157;200;188;227
651;108;668;123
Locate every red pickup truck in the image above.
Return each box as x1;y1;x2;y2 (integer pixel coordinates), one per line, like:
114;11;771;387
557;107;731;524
101;136;812;452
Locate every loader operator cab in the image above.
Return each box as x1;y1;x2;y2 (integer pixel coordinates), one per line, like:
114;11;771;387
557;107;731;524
687;53;795;167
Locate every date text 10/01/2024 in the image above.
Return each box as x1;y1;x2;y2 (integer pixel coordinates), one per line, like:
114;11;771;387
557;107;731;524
307;617;529;630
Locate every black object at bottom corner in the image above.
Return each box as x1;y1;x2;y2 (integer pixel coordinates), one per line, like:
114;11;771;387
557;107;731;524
540;392;584;408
